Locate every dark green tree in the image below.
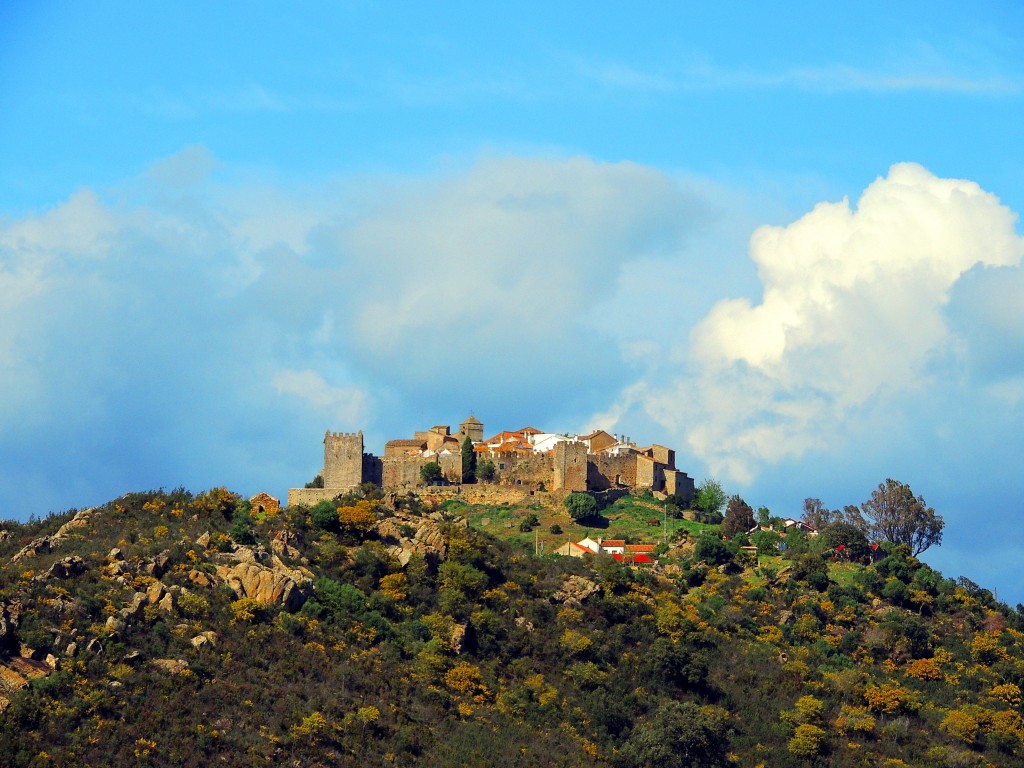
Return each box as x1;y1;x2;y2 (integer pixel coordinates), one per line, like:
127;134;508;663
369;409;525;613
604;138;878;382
420;461;443;485
617;700;730;768
461;435;476;483
819;520;871;563
693;534;735;566
477;459;496;481
861;479;943;555
563;493;597;522
310;500;340;532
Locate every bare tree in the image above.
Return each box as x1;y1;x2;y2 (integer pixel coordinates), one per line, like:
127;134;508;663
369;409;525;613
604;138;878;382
860;479;943;555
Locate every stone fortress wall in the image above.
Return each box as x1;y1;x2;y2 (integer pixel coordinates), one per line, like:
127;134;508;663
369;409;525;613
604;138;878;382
286;416;695;507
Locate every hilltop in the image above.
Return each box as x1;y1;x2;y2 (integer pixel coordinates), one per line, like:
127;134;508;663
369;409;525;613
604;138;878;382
0;486;1022;767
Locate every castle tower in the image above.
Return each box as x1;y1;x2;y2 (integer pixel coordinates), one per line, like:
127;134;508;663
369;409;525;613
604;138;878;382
323;430;364;490
553;440;587;492
458;415;484;444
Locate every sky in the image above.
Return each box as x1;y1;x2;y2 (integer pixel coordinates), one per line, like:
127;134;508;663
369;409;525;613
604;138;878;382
2;1;1023;603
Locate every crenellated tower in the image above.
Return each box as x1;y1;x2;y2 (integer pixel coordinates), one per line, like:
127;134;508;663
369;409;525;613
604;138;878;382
323;430;364;490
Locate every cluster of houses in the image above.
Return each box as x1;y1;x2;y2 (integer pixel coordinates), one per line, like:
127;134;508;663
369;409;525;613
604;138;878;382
554;536;657;565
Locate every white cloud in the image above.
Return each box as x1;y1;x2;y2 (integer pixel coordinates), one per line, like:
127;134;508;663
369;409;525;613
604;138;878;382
597;163;1024;483
272;369;368;426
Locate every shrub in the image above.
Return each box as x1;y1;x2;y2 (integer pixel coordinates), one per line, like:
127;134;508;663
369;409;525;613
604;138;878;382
787;723;826;758
338;501;377;538
833;705;876;735
906;657;942;681
519;514;539;532
178;592;210;619
940;709;979;744
989;682;1022;707
310;501;340;532
230;597;262;624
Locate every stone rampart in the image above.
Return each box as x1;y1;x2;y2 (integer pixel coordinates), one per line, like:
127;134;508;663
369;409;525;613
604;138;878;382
287;488;337;507
417;484;557;509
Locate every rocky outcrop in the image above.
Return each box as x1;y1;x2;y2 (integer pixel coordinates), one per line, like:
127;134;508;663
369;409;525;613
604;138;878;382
10;508;98;565
375;513;448;566
551;575;601;606
270;530;302;560
151;658;189;675
214;548;313;612
0;601;21;647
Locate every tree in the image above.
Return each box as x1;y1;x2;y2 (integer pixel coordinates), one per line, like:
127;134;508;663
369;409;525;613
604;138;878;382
819;520;871;563
802;498;867;533
420;461;443;485
564;493;597;522
694;478;726;521
617;701;730;768
721;495;755;538
693;534;735;566
461;435;476;483
860;479;943;555
477;459;496;482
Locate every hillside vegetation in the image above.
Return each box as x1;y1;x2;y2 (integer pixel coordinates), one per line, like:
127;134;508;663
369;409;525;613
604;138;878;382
0;487;1022;767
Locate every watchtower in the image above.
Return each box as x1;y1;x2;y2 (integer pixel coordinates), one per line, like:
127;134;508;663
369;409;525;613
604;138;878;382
553;440;588;492
458;415;484;444
323;431;364;490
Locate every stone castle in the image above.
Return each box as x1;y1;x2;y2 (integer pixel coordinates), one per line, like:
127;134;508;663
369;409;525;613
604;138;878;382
287;416;694;507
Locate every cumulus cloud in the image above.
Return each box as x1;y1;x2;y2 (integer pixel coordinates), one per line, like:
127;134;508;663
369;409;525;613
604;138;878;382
598;163;1024;482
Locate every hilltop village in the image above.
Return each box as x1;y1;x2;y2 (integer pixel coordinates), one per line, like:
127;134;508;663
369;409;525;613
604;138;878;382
287;416;695;507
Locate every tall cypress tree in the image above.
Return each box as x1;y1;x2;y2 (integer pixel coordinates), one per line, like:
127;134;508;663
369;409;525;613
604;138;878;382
461;434;476;483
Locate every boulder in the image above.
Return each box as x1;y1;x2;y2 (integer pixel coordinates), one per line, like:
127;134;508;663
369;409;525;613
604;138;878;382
190;631;217;649
551;576;601;607
158;592;176;614
188;569;212;588
143;551;171;578
196;531;211;549
108;548;124;561
104;560;130;577
48;556;87;579
123;592;148;620
215;561;309;612
151;658;189;675
146;582;166;605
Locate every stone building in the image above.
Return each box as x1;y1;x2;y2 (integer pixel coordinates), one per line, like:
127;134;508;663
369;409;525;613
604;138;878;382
286;417;695;507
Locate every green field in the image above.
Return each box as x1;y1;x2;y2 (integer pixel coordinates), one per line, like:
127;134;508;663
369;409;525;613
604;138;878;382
455;494;721;555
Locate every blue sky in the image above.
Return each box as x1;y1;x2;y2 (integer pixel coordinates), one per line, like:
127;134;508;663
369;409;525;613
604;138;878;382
2;1;1024;603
